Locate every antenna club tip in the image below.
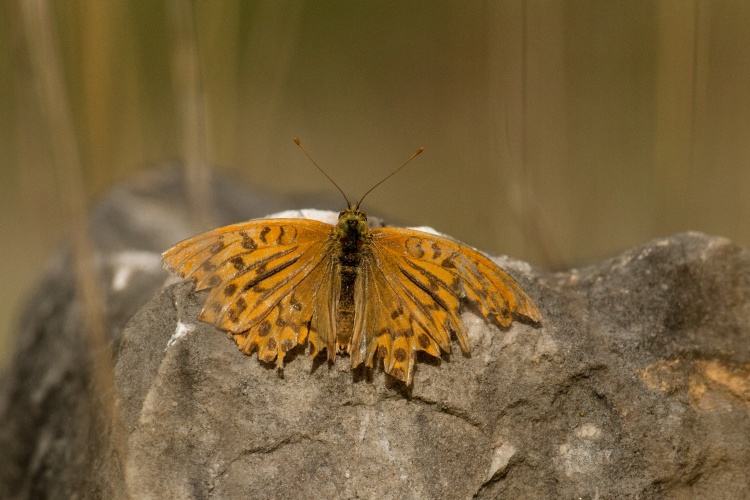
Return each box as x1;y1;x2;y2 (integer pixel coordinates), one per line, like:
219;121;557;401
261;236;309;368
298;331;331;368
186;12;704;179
293;137;301;146
416;147;425;155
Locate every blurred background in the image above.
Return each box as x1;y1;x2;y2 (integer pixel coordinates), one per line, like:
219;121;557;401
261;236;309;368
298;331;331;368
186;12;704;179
1;0;749;366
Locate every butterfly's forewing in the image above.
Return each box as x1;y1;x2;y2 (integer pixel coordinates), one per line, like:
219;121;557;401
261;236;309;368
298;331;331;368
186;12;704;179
162;218;338;365
362;227;541;384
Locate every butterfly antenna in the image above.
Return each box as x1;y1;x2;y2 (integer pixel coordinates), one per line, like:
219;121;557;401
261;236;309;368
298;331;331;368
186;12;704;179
293;137;350;206
357;146;425;208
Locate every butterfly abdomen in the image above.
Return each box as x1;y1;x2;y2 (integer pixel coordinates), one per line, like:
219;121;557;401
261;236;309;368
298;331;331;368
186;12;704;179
336;254;359;352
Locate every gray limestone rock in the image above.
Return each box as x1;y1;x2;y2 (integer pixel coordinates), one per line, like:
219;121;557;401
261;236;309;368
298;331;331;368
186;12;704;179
1;168;749;499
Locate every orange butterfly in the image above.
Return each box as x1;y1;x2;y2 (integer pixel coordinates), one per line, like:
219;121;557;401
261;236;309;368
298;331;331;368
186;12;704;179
162;139;541;385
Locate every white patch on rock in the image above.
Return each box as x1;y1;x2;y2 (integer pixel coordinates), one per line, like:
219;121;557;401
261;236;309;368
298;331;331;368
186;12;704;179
463;312;491;349
567;271;580;284
701;235;732;260
358;411;371;442
486;442;517;480
375;411;396;463
613;253;634;269
576;423;602;439
110;250;163;291
498;257;534;275
530;331;559;362
378;436;394;461
267;209;339;225
556;423;611;478
166;321;195;350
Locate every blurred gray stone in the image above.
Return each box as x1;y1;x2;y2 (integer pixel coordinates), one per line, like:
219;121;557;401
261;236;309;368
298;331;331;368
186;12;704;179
1;167;749;499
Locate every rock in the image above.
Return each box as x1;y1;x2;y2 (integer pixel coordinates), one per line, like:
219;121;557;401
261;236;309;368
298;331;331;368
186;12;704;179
119;233;750;499
1;168;749;499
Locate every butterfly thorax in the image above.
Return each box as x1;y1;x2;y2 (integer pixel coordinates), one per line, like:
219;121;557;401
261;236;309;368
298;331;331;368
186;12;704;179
336;204;369;254
333;204;370;353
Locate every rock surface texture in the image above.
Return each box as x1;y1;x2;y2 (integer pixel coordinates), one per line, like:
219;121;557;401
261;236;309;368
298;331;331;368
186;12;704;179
1;170;749;499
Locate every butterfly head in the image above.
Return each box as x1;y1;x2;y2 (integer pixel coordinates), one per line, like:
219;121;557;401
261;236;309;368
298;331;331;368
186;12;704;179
337;202;369;240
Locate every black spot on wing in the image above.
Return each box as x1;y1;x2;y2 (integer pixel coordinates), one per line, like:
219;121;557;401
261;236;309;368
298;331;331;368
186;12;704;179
230;256;246;271
394;347;407;362
236;297;248;313
257;320;271;337
209;241;225;254
441;255;457;269
417;333;431;349
239;231;258;250
405;237;425;258
260;226;271;244
431;242;442;260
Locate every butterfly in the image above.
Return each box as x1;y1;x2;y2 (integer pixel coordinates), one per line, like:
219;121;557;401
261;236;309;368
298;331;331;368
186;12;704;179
162;139;541;385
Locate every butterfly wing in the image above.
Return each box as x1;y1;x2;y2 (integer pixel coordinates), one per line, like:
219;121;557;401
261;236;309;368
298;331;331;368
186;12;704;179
359;227;540;384
161;218;340;365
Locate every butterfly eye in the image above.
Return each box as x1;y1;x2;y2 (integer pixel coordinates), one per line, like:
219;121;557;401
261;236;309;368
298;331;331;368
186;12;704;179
338;210;346;219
